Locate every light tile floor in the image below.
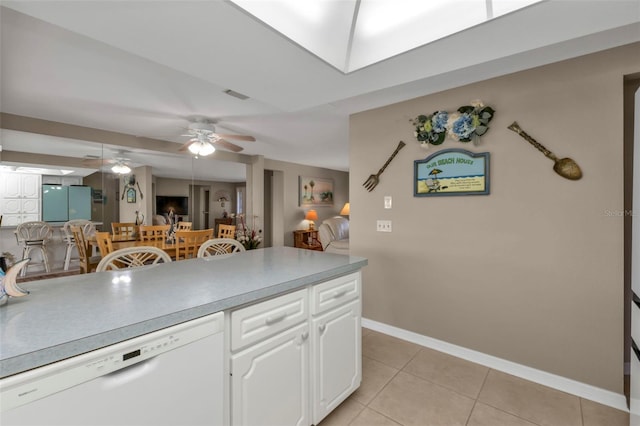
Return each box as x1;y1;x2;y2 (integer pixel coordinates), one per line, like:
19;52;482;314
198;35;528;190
319;328;629;426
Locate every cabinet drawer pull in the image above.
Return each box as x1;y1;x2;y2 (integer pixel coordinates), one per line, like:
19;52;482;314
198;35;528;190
333;290;347;299
633;291;640;309
265;312;287;325
301;331;309;341
319;324;326;334
633;339;640;362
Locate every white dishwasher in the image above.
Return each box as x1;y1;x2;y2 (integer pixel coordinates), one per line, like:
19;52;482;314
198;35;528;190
0;312;225;426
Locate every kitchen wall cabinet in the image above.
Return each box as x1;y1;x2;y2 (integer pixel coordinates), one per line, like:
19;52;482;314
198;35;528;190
1;173;41;226
229;272;361;426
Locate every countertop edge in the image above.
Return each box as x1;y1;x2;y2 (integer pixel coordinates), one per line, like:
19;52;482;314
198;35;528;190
0;258;367;379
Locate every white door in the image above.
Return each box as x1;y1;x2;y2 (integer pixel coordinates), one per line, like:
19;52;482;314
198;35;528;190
2;199;21;214
231;322;309;426
630;83;640;426
312;300;361;425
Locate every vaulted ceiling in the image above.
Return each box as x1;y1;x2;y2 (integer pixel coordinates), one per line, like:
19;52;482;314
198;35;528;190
1;1;638;181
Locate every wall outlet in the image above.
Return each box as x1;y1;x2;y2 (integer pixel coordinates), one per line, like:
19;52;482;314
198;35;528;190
377;220;392;232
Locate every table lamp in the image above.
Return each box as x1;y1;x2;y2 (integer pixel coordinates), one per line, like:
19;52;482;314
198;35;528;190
305;209;318;230
339;202;350;216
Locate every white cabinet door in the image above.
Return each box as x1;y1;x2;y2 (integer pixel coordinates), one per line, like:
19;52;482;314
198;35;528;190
21;174;41;198
311;300;361;425
21;198;39;215
2;173;22;198
2;198;21;214
231;322;309;426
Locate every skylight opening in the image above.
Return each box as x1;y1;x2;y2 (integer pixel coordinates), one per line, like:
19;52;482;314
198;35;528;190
230;0;545;73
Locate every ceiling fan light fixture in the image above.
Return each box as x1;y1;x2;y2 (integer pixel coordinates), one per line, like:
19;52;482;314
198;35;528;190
189;141;215;156
111;163;131;174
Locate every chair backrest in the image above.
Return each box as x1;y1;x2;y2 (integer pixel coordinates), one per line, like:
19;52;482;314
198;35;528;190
94;231;114;256
111;222;137;239
217;224;236;239
175;229;214;260
138;225;170;242
62;219;95;242
197;238;246;258
16;221;53;243
176;221;193;231
70;225;94;273
96;246;172;272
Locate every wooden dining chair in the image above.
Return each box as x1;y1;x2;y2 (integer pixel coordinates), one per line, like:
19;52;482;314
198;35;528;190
197;238;245;258
96;247;172;272
139;225;170;242
175;229;214;260
111;222;137;240
94;231;114;256
61;219;95;271
70;225;101;274
217;224;236;239
176;222;193;231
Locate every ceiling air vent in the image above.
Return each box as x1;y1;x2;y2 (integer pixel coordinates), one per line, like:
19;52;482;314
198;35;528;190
224;89;250;100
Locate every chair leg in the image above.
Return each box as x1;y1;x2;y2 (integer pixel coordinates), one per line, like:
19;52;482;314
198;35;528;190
63;243;73;271
20;246;31;277
40;246;51;273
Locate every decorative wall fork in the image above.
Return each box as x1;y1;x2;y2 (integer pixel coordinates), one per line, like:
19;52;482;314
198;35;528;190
363;141;406;192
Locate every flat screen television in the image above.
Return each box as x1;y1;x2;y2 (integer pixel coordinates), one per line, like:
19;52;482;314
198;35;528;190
156;195;189;216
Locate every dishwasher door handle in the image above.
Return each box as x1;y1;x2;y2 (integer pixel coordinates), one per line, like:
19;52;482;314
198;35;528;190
100;356;159;390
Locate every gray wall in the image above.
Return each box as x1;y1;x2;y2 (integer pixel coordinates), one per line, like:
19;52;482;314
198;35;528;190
349;42;640;393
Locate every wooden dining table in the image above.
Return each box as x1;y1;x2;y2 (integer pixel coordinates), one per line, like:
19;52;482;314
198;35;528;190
89;235;178;259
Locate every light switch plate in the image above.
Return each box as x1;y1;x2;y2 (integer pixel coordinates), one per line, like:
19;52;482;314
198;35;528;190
384;196;392;209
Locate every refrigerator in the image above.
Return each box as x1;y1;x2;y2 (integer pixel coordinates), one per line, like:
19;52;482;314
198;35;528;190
42;185;92;222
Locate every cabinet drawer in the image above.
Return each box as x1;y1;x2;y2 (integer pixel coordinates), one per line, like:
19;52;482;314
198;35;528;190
311;272;360;315
231;288;308;351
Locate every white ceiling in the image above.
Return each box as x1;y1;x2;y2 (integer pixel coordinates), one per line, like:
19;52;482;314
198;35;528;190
0;0;639;181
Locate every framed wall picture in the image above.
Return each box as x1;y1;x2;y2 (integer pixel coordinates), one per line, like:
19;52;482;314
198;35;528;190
126;187;136;203
414;148;490;196
299;176;333;206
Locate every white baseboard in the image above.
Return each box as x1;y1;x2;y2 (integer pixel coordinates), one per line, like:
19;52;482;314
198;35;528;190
362;317;629;412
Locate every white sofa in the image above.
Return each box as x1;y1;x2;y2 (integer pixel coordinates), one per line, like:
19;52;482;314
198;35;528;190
318;216;349;254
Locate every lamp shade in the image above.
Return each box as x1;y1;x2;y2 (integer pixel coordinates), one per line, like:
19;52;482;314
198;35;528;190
305;209;318;221
339;202;350;216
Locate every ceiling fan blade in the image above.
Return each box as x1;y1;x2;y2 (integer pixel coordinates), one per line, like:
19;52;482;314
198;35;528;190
213;138;244;152
216;134;255;142
82;158;112;167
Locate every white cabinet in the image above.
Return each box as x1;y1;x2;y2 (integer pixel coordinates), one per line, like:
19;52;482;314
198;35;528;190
310;274;361;424
230;289;309;426
1;173;41;226
231;322;310;426
2;173;40;199
229;272;362;426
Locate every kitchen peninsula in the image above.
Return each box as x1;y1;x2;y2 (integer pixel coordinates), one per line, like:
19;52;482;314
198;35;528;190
0;247;367;425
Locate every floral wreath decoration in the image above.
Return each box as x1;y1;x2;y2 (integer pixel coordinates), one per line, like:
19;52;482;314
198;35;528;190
411;100;495;147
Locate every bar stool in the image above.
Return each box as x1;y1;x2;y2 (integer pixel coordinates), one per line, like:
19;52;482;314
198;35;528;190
61;220;96;271
15;221;53;277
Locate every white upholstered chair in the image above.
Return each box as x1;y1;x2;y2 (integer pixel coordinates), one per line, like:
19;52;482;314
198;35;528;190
317;216;349;254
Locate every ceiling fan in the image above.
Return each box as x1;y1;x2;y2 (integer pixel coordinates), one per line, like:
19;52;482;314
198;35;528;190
82;152;134;174
178;120;255;156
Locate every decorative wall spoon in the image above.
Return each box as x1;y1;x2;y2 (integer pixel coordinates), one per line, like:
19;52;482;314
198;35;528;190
508;122;582;180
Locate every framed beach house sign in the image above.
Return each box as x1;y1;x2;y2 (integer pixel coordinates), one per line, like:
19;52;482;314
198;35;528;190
414;148;490;196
